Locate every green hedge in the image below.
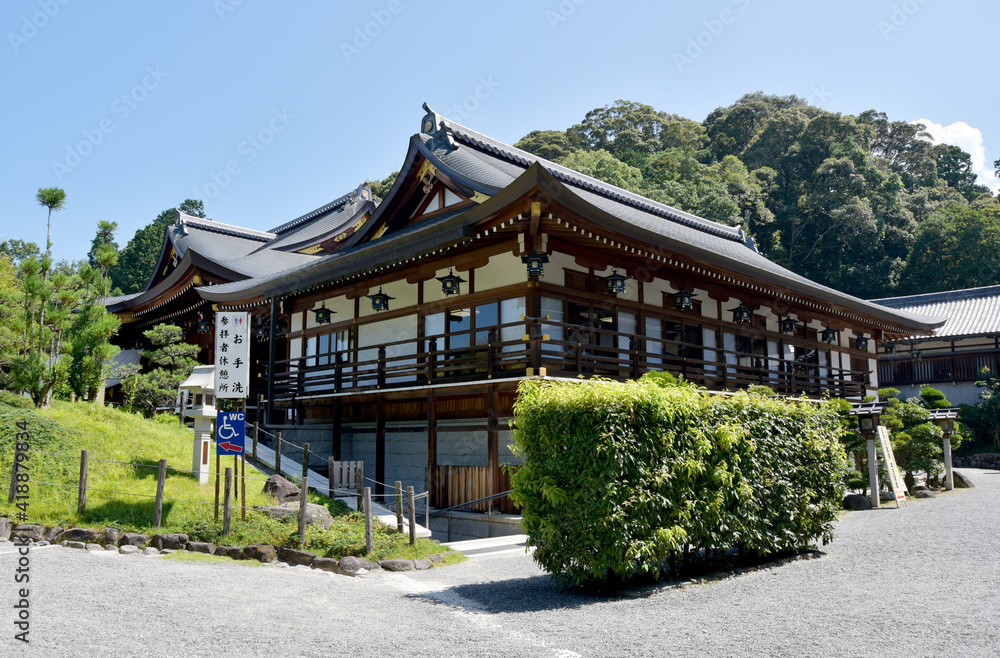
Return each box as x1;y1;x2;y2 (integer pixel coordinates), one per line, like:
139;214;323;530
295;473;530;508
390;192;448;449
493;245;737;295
509;378;848;586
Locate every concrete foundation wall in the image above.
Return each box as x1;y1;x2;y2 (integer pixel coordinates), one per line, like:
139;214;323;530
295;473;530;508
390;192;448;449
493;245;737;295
341;429;377;483
429;511;523;542
262;425;334;471
437;430;488;466
384;429;428;494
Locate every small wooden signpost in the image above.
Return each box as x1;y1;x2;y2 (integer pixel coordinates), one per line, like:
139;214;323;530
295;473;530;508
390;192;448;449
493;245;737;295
877;426;908;507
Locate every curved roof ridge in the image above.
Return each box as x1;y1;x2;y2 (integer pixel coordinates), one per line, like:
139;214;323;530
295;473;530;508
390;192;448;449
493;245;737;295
268;183;374;235
872;284;1000;308
426;109;745;243
179;214;275;242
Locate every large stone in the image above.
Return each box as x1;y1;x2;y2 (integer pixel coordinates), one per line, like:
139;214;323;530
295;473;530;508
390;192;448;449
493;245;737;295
277;547;316;567
59;528;97;543
952;471;975;488
255;502;333;530
142;547;161;556
843;494;872;511
339;555;380;575
151;533;189;551
119;545;140;555
0;517;11;540
44;526;64;542
914;489;937;499
12;524;45;542
66;541;86;549
243;544;277;563
414;559;433;571
186;541;216;555
86;543;104;552
120;533;151;548
215;546;243;559
98;527;123;546
380;558;415;572
311;557;343;573
263;475;300;504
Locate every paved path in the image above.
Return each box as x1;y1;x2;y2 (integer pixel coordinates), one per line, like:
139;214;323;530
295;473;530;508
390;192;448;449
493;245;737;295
1;469;998;656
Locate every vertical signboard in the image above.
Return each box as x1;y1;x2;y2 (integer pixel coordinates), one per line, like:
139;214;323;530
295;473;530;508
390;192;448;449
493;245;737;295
877;426;908;507
214;311;250;398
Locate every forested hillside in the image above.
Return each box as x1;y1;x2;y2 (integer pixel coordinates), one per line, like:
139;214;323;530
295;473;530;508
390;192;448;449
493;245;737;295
514;94;1000;299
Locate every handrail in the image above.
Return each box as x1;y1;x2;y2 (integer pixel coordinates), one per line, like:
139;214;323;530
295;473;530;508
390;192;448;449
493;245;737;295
430;489;514;517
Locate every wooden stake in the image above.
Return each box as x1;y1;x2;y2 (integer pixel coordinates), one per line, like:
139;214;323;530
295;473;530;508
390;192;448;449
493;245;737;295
241;453;246;521
233;454;239;500
223;467;232;536
356;466;363;512
153;459;167;527
364;486;373;555
77;450;89;515
328;457;335;498
395;481;403;533
275;431;282;476
299;475;309;546
252;422;259;462
301;442;310;489
407;486;416;545
214;453;220;522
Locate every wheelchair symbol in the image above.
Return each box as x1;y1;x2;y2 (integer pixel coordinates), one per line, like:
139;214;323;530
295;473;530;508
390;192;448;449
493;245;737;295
218;417;240;441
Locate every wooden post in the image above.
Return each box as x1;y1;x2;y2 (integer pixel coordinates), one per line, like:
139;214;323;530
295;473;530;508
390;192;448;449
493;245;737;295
426;390;437;509
233;454;239;500
943;436;954;490
356;466;363;512
407;486;416;545
395;481;403;533
363;486;373;555
153;459;167;527
376;394;386;500
867;436;880;509
214;453;220;522
298;475;309;545
7;454;18;504
275;431;282;476
241;453;246;521
377;346;386;388
328;456;336;498
77;450;89;514
301;442;310;489
252;422;259;463
223;467;232;536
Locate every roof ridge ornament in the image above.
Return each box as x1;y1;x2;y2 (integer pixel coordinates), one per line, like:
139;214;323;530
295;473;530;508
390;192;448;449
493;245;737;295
420;102;456;150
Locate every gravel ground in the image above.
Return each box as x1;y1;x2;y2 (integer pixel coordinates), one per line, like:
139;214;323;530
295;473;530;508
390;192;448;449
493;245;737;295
2;469;998;657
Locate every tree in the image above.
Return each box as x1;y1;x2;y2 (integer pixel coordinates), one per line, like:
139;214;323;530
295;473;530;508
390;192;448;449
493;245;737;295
88;220;120;270
559;149;644;191
369;173;398;202
959;369;1000;449
111;200;206;294
0;240;41;266
898;201;1000;293
35;187;66;263
134;324;199;417
66;301;121;402
514;130;577;161
933;143;991;201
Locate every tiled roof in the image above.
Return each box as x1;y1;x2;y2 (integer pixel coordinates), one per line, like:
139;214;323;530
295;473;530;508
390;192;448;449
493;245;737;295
872;285;1000;340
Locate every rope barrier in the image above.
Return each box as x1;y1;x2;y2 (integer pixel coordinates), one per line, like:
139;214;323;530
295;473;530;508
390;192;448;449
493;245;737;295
28;479;216;506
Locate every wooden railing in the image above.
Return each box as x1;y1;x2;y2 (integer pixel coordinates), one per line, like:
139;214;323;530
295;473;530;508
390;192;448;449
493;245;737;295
273;318;871;400
879;351;1000;387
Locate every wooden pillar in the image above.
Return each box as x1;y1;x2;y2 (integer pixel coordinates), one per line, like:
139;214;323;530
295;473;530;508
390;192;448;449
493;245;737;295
266;298;278;425
331;398;342;462
487;385;499;499
375;393;386;500
527;280;542;373
867;437;880;509
426;390;437;508
943;436;954;490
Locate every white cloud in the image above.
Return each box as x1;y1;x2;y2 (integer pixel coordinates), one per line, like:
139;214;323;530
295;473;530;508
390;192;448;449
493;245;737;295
912;118;999;193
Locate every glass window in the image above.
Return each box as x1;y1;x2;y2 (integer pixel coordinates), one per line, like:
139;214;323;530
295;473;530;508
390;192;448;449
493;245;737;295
475;302;499;346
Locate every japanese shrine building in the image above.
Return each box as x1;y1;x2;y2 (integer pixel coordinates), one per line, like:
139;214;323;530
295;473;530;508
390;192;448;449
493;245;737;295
111;105;944;510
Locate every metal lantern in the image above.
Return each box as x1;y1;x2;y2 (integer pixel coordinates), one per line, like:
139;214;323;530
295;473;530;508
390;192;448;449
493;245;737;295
437;269;466;296
197;317;212;333
367;287;395;312
729;302;752;325
521;251;549;277
254;325;269;340
882;342;896;355
672;288;695;311
602;268;630;295
850;401;886;436
855;335;870;351
778;314;798;334
311;302;335;325
821;325;838;344
928;408;958;435
275;318;289;337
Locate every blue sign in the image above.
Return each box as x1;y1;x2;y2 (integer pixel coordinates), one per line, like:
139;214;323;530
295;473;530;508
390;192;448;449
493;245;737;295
216;412;245;456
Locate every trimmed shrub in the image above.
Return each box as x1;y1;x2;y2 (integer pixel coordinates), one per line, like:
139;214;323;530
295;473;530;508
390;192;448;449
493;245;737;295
0;390;34;410
509;378;847;587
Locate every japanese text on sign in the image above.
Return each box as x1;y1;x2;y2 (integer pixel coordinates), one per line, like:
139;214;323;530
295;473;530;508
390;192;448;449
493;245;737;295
214;312;250;398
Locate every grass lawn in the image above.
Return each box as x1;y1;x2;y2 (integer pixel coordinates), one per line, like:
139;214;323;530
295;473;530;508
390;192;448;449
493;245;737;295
0;399;460;563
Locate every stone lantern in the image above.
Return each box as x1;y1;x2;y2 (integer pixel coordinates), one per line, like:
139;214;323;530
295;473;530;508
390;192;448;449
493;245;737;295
851;401;887;508
178;365;216;485
929;408;959;490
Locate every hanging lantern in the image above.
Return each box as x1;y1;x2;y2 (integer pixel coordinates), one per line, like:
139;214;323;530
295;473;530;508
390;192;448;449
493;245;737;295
367;287;395;312
254;325;269;340
729;302;752;325
821;325;838;344
672;288;695;311
197;317;212;333
855;335;870;351
521;251;549;277
778;314;798;334
602;268;630;295
882;342;896;355
437;268;466;296
311;302;335;325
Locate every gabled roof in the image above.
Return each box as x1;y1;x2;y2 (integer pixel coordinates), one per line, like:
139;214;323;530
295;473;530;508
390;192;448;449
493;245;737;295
872;285;1000;340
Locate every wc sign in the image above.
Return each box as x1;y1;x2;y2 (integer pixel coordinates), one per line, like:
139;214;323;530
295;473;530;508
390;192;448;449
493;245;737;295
216;411;245;455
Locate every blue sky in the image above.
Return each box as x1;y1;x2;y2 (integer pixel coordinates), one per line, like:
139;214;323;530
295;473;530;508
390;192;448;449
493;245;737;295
2;0;997;265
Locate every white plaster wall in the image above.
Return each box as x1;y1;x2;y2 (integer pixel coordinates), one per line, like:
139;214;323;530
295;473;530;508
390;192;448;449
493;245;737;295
291;311;303;333
476;252;528;292
358;279;417;319
594;265;639;303
305;295;353;330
